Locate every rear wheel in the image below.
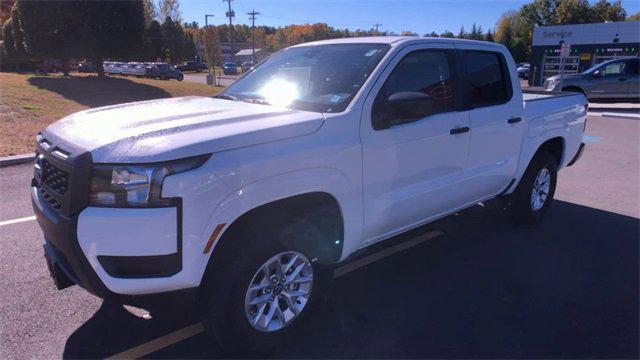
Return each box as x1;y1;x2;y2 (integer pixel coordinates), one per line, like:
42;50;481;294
160;73;167;80
509;151;558;224
200;213;331;356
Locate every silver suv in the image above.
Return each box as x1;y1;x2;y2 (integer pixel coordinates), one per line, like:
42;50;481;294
545;57;639;101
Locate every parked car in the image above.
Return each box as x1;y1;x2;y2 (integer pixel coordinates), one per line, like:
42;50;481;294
222;61;238;75
146;62;183;81
177;61;207;72
32;37;586;355
121;62;147;77
104;62;125;75
545;57;639;101
517;64;530;79
77;61;96;73
241;61;256;72
36;59;62;74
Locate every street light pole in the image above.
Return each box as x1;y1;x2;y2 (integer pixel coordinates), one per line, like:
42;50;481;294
204;14;215;85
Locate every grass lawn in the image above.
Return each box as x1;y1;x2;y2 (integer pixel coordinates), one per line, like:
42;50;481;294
0;72;224;156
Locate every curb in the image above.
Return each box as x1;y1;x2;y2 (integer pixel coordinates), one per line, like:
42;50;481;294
0;153;35;168
588;111;640;120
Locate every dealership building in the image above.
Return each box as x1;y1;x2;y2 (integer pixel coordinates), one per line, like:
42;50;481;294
529;21;639;86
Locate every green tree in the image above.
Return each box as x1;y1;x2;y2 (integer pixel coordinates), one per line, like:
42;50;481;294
628;11;640;21
591;0;626;22
554;0;594;24
457;25;466;39
143;20;164;61
157;0;181;23
16;0;83;75
440;30;455;38
484;29;495;42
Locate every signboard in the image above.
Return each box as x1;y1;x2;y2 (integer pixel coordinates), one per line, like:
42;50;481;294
560;42;571;57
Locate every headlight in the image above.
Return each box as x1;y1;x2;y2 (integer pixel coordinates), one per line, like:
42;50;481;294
88;154;210;207
546;78;560;90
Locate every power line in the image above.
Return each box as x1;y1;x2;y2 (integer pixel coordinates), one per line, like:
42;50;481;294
247;10;261;62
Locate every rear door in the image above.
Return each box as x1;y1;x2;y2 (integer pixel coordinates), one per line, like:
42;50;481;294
454;44;525;200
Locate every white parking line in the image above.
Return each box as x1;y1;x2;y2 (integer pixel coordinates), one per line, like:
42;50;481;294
105;229;444;358
0;215;36;227
106;323;205;359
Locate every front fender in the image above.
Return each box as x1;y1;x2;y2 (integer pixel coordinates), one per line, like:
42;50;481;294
194;167;363;283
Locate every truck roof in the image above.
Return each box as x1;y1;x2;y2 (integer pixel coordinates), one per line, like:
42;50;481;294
293;36;505;49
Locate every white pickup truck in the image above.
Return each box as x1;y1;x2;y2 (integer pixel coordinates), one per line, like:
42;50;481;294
32;37;586;352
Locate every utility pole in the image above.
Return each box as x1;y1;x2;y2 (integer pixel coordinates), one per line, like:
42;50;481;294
247;10;260;63
205;14;214;27
373;22;382;35
223;0;234;43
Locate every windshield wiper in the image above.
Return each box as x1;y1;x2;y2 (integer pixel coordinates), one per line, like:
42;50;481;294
215;94;238;101
244;98;271;105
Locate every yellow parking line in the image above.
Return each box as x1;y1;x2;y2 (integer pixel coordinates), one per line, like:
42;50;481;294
106;323;204;359
106;229;444;358
0;215;36;226
333;230;444;278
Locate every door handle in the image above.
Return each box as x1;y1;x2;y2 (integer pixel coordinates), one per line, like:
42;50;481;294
508;117;522;124
450;126;470;135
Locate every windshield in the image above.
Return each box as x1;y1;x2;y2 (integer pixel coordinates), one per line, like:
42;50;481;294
582;61;608;74
219;43;390;113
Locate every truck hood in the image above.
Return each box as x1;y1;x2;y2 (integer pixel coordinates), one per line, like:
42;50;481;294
42;96;324;163
546;73;584;82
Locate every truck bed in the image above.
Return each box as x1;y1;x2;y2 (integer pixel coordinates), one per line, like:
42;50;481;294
522;89;587;122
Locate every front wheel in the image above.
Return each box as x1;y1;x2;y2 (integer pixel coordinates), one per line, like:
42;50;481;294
200;215;331;355
509;151;558;224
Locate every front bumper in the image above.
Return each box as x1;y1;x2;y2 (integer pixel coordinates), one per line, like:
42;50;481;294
31;133;197;301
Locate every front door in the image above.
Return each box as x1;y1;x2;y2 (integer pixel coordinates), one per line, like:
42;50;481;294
588;59;632;99
360;44;471;243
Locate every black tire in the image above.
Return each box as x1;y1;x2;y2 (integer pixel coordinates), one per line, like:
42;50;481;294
200;212;332;356
510;151;558;225
160;73;167;80
177;74;183;81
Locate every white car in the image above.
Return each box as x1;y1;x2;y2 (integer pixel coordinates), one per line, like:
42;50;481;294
121;62;146;77
33;37;586;354
103;61;125;75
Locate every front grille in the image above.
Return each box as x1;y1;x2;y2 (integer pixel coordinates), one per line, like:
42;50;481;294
41;158;69;195
39;187;62;210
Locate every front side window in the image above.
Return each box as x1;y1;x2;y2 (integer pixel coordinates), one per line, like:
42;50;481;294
219;43;390;113
463;50;511;107
602;61;626;76
372;50;455;128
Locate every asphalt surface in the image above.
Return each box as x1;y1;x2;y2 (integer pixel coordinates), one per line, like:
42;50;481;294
0;114;638;358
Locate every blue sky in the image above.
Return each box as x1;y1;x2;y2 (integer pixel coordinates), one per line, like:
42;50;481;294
181;0;640;35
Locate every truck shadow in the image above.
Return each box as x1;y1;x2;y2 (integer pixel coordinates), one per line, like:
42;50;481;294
62;200;639;358
27;76;172;108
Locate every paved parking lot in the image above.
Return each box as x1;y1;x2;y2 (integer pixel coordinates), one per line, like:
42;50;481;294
0;114;638;358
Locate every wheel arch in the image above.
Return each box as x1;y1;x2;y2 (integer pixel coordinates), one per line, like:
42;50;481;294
507;136;566;194
210;191;345;267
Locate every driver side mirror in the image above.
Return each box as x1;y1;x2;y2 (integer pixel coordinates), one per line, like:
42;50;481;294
592;70;604;78
372;91;434;130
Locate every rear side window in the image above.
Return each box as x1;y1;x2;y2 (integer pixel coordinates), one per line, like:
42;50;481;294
463;51;511;107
